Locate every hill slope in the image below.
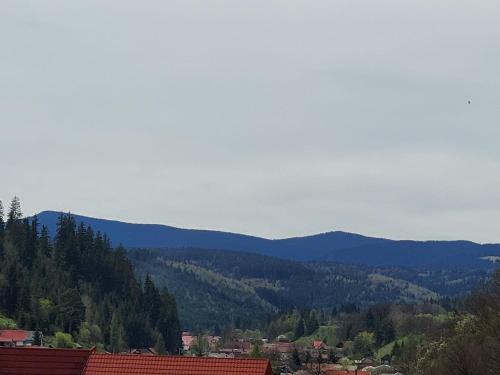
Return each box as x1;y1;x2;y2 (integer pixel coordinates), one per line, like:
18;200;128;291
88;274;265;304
128;248;489;330
36;211;500;268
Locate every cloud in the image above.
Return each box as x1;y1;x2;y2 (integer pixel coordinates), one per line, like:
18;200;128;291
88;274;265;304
1;0;499;242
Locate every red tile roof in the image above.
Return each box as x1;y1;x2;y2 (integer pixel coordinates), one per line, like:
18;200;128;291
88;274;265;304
0;347;274;375
83;354;274;375
312;340;325;349
0;330;29;343
0;347;92;375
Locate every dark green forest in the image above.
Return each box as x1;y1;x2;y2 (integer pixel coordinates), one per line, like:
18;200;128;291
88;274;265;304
0;197;181;353
129;248;490;331
1;197;499;374
259;271;500;374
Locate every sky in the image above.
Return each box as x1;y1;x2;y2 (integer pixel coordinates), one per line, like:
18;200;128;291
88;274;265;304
1;0;500;242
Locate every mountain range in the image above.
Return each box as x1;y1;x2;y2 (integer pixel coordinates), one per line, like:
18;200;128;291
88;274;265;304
35;211;500;269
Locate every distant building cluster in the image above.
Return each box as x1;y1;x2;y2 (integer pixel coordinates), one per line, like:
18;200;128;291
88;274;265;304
0;329;404;375
0;330;36;348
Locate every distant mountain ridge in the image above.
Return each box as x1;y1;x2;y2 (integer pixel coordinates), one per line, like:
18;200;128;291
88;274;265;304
34;211;500;268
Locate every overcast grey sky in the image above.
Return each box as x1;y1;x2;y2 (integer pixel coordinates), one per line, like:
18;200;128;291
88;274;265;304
1;0;500;242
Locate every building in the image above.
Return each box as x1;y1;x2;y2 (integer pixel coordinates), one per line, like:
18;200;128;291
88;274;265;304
262;342;294;354
0;347;275;375
182;332;221;353
84;353;274;375
312;340;328;350
181;332;195;351
0;347;91;374
0;330;36;347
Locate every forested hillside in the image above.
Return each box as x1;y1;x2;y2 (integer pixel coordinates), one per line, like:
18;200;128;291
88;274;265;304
0;198;181;353
36;211;500;268
129;248;491;331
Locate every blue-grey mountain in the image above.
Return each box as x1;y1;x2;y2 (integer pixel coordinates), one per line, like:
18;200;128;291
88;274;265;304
35;211;500;269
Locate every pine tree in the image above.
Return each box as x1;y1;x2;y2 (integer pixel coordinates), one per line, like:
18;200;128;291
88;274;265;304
306;311;319;335
331;306;338;318
391;341;401;359
58;288;85;333
366;309;375;330
156;288;182;354
0;203;182;354
33;329;42;346
292;348;302;369
0;200;4;231
294;318;305;339
155;333;167;355
143;275;161;326
305;351;312;365
54;214;80;274
328;349;336;363
38;225;52;257
23;217;37;267
110;312;125;353
6;196;22;229
250;343;263;358
6;197;25;251
0;200;5;258
4;263;21;316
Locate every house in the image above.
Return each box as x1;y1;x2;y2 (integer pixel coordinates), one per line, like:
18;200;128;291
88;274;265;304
181;332;195;351
361;364;396;374
0;330;36;347
84;353;275;375
312;340;328;350
128;347;157;355
0;346;275;375
181;333;221;352
218;339;252;356
355;358;376;367
0;347;92;374
262;342;294;354
206;335;221;349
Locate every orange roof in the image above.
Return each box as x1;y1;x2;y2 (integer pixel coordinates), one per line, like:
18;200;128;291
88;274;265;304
0;347;274;375
0;347;93;375
182;335;195;347
312;340;325;349
0;330;30;343
84;354;274;375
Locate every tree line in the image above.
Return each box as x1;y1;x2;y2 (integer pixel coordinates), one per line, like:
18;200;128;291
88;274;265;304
0;197;181;353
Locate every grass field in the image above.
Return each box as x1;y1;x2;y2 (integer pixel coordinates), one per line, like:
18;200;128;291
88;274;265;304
293;325;338;346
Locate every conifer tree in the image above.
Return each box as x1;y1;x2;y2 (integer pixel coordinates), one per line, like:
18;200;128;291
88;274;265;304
250;343;263;358
294;318;305;339
391;341;401;359
38;225;52;257
110;312;125;353
4;263;21;316
6;197;25;251
155;333;167;355
291;348;302;370
23;217;37;267
143;275;161;326
6;196;22;229
0;200;5;258
328;349;336;363
33;329;42;346
306;311;319;335
0;201;181;353
0;200;4;231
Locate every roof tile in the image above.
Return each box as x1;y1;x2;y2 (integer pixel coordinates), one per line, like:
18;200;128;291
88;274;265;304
84;354;274;375
0;347;92;375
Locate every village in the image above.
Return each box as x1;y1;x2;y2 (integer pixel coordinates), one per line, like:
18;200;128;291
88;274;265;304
0;328;403;375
